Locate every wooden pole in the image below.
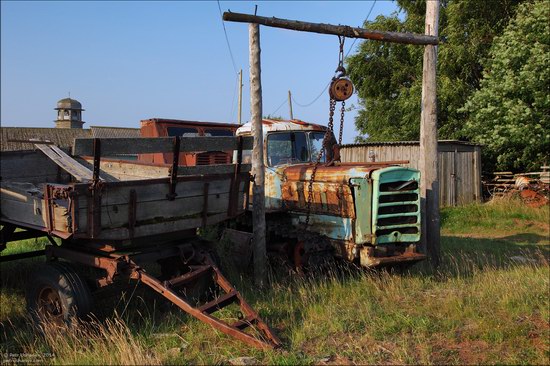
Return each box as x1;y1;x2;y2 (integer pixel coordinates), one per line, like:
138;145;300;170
223;12;438;45
419;0;440;267
237;69;243;124
288;90;294;120
249;23;267;286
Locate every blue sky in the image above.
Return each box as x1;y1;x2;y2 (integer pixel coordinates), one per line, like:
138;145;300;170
1;1;399;143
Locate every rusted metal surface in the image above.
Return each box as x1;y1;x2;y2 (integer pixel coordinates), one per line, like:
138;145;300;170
519;189;549;208
359;245;426;267
45;243;281;349
282;181;355;218
485;170;549;207
283;164;385;184
138;119;238;166
237;118;425;268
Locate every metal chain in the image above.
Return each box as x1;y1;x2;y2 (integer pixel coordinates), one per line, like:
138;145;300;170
338;100;345;145
305;99;336;227
304;36;347;228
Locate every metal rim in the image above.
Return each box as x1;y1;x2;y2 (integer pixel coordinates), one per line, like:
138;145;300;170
37;286;64;322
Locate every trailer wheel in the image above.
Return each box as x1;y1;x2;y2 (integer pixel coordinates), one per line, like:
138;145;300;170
26;261;93;325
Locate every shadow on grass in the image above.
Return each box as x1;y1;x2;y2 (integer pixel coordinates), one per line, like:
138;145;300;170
1;233;549;357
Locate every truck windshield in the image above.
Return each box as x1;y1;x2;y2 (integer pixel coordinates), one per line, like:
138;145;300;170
167;127;199;137
267;132;308;166
204;129;234;137
309;131;327;163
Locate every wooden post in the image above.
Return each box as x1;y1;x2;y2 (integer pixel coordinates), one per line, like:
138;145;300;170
249;23;267;286
419;0;440;266
238;69;243;124
288;90;294;120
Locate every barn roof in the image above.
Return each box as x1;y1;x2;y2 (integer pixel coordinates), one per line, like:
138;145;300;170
89;126;140;138
0;126;141;152
0;127;92;151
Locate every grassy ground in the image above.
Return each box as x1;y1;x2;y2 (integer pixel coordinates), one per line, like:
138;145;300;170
1;199;548;365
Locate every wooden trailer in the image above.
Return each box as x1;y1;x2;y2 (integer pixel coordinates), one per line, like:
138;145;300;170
0;136;280;349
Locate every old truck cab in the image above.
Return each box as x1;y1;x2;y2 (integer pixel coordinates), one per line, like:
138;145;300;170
236;119;425;268
139;118;239;166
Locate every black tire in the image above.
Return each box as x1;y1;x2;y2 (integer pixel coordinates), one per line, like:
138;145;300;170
26;261;93;325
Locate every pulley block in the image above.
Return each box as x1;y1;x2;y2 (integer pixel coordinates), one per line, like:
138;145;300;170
329;77;354;101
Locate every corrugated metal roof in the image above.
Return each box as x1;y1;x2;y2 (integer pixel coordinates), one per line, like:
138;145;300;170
237;119;326;136
90;126;140;138
1;126;142;151
341;140;482;148
0;127;92;151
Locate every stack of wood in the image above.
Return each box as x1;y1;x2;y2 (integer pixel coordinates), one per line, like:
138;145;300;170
483;166;549;207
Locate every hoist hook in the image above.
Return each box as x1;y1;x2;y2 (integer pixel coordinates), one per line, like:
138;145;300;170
330;35;353;101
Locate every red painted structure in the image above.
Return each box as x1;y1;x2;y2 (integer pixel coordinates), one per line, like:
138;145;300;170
139;118;239;166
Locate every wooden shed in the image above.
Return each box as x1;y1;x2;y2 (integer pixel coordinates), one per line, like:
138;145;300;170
341;140;482;206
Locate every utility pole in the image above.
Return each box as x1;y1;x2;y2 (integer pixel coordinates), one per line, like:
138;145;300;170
249;23;267;286
237;69;243;124
288;90;294;120
419;0;440;266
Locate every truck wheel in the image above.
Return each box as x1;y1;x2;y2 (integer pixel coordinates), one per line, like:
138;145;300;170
26;261;93;325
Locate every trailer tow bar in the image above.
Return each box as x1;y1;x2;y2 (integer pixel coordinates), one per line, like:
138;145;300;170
45;244;281;350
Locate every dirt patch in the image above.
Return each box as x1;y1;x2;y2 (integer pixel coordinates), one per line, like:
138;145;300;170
316;355;354;365
429;338;489;365
513;218;550;232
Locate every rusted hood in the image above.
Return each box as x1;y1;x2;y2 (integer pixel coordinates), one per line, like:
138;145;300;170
283;162;396;184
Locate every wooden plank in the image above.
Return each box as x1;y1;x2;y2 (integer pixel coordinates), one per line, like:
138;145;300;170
34;143;96;182
78;178;239;207
87;212;230;241
78;192;235;230
1;150;70;183
73;136;254;156
78;157;251;180
0;198;47;228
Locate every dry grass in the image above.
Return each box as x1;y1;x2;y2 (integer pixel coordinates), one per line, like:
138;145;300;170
1;199;549;365
2;317;160;365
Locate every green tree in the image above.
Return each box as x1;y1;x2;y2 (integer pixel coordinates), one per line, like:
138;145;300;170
463;0;550;172
347;0;522;142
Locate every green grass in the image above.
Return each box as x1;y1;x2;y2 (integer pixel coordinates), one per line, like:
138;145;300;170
1;199;549;365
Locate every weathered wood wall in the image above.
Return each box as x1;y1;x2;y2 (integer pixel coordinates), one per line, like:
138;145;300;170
340;141;482;206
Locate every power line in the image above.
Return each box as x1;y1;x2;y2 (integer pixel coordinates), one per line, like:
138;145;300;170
270;97;288;117
291;82;330;108
217;0;239;74
345;0;377;57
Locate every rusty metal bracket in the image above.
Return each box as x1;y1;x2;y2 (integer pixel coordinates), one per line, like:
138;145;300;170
43;185;55;234
167;137;181;200
43;242;281;349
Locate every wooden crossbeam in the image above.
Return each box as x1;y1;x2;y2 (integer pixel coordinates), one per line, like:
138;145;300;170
222;12;439;45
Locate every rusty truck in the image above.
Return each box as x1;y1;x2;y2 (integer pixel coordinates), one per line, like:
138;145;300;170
0;135;280;349
235;119;426;270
